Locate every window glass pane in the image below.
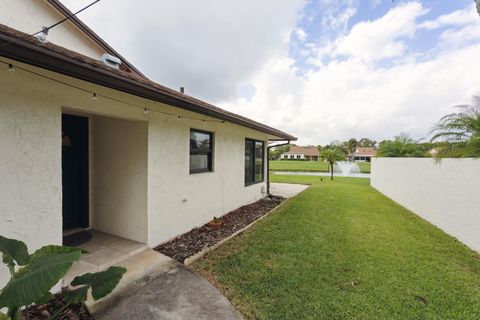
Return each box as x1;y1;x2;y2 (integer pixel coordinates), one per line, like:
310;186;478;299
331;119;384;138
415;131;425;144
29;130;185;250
190;129;213;173
245;140;254;183
190;154;209;171
190;131;211;150
254;141;264;182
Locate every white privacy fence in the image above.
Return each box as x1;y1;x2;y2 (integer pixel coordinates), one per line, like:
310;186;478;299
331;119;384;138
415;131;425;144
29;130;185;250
371;158;480;252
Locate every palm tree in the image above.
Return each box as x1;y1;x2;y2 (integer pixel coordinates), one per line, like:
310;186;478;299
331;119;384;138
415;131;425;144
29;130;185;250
377;134;426;158
431;95;480;158
320;148;346;180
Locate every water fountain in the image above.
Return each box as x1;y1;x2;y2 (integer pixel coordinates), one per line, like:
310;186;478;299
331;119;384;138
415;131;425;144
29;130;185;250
333;161;361;176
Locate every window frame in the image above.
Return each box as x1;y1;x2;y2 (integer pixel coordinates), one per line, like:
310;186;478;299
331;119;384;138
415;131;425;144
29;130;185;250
244;138;265;186
189;128;214;174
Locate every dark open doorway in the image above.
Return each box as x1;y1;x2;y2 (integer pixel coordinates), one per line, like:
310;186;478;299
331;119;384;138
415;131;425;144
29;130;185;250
62;114;89;231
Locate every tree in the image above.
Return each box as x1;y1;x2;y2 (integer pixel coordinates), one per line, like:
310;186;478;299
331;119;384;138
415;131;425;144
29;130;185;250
343;138;358;158
358;138;377;148
320;148;346;180
269;144;291;160
324;141;348;155
430;95;480;158
377;134;426;157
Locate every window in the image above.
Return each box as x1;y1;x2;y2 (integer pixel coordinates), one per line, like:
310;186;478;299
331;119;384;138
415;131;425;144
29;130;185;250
290;155;294;159
190;129;213;173
296;155;301;159
245;139;264;185
283;155;288;159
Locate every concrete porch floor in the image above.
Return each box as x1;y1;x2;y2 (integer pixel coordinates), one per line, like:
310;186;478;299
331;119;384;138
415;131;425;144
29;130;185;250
64;230;148;284
63;231;242;319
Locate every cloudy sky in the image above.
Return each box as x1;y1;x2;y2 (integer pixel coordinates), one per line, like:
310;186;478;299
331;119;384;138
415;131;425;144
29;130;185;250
62;0;480;145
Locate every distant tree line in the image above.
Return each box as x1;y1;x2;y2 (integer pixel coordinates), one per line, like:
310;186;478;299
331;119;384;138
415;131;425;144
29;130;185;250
269;137;377;160
270;93;479;160
378;94;480;158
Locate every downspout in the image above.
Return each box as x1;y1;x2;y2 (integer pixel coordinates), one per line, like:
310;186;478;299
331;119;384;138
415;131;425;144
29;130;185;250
267;140;291;196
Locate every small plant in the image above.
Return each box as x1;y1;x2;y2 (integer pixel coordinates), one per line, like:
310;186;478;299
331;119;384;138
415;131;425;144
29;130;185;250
0;235;126;319
207;217;223;230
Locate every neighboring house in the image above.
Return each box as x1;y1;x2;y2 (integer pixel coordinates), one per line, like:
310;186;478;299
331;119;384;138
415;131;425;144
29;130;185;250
0;0;295;287
353;147;377;162
281;146;320;161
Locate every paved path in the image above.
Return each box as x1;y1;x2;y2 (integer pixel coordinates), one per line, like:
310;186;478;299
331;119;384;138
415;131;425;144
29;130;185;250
270;182;309;198
97;258;242;320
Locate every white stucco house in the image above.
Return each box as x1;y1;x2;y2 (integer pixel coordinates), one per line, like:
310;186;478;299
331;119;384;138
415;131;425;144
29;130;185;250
281;146;320;161
0;0;295;287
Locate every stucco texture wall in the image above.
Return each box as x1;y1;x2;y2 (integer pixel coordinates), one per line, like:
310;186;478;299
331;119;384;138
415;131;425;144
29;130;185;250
371;158;480;252
92;116;148;243
147;115;268;246
0;65;63;288
0;59;272;285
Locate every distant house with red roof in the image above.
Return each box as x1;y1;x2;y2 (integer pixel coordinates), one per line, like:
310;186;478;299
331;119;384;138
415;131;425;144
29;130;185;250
353;147;377;162
281;146;320;161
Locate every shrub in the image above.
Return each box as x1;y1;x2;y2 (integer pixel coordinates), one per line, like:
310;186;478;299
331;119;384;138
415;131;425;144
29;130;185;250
0;235;126;319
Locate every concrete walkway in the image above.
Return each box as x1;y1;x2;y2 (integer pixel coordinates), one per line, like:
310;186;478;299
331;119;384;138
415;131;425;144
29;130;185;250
97;258;242;320
270;182;309;198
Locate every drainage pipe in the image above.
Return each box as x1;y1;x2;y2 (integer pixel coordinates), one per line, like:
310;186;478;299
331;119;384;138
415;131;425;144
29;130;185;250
266;140;291;195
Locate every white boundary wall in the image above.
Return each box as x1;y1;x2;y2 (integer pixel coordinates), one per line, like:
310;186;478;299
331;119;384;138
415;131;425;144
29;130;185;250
371;158;480;252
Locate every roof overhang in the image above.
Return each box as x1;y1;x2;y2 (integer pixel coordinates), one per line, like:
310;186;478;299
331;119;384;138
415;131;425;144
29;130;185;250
0;26;296;141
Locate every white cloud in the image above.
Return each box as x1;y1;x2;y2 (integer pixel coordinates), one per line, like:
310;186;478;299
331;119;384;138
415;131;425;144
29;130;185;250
419;4;478;30
294;28;308;42
61;1;480;145
334;2;427;62
61;0;306;101
226;43;480;145
220;2;480;144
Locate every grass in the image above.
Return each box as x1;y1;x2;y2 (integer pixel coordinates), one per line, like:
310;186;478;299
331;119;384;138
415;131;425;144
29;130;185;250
270;160;371;173
192;175;480;320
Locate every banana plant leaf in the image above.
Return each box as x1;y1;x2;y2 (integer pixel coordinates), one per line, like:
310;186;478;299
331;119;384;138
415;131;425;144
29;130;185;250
0;246;81;310
65;266;126;303
0;236;29;270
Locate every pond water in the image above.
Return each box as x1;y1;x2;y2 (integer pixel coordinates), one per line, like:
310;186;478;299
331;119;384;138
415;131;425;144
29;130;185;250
271;171;371;179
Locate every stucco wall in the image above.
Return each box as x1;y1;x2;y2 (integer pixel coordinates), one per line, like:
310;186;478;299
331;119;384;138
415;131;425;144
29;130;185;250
371;158;480;252
0;0;104;59
147;115;268;246
0;59;272;285
92;116;148;243
0;65;63;288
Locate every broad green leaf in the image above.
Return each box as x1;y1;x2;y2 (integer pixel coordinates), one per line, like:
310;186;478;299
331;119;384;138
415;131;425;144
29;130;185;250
28;245;80;264
63;286;89;304
0;250;81;309
35;292;52;305
71;266;126;301
0;236;29;268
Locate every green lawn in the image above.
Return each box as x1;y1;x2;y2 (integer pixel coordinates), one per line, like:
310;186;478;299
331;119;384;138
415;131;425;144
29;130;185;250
270;160;371;173
193;175;480;320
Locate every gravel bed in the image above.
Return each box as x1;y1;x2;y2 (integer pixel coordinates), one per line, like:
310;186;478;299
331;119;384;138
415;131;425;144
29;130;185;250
156;195;284;263
22;292;93;320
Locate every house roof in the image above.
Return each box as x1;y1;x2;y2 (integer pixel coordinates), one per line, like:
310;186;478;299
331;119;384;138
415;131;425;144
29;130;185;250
354;147;377;157
0;23;296;141
45;0;145;78
283;146;320;157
